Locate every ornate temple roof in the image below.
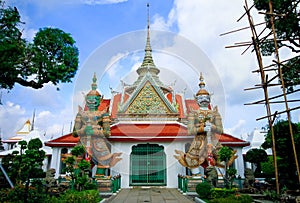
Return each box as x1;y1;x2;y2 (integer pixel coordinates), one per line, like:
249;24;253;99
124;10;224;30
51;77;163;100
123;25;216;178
45;5;249;148
127;5;169;93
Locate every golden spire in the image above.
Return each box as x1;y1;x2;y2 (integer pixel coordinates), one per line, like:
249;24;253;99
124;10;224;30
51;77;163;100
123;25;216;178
196;72;209;96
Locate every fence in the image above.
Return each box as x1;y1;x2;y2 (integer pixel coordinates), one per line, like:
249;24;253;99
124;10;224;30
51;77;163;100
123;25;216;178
178;174;245;194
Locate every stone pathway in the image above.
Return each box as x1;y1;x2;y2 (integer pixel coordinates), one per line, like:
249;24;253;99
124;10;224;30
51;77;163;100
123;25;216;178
103;188;194;203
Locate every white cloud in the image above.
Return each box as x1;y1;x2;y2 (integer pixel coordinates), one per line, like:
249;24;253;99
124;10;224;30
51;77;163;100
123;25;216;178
21;28;37;42
159;0;270;136
0;101;27;140
224;119;246;137
105;52;129;79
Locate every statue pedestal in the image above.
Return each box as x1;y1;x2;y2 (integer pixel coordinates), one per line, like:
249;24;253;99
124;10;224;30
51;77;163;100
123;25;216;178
95;174;121;194
187;175;204;193
178;174;204;194
96;176;113;193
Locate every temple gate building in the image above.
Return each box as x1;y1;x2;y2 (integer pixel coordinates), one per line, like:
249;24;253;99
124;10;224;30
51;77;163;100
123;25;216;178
45;20;250;188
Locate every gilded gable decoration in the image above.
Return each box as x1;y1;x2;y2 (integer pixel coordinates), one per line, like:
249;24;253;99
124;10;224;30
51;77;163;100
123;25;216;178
126;82;170;114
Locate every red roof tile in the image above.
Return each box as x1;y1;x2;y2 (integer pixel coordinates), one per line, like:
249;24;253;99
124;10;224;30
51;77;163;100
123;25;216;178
123;93;129;103
175;94;184;118
166;93;172;103
45;125;249;147
45;133;79;147
218;133;250;147
185;99;199;114
111;93;121;119
99;99;110;111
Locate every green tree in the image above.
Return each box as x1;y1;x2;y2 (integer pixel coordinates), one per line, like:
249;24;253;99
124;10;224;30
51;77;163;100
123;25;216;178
218;146;237;188
261;156;275;179
0;1;79;90
2;138;46;203
245;148;268;176
262;120;300;187
254;0;300;91
63;145;95;191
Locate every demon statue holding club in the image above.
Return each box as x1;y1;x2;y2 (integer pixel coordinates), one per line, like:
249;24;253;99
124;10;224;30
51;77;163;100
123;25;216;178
73;73;122;176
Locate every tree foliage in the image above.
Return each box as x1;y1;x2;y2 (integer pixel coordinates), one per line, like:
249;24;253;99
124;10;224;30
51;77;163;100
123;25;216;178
2;138;46;184
245;148;268;175
261;155;275;178
218;146;237;188
0;1;79;90
254;0;300;91
262;120;300;187
1;138;46;202
62;145;96;191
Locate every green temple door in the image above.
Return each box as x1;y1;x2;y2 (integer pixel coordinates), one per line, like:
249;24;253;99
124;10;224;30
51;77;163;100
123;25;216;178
130;143;166;186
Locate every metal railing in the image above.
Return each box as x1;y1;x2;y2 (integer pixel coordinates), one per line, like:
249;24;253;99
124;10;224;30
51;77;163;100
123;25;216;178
178;174;246;194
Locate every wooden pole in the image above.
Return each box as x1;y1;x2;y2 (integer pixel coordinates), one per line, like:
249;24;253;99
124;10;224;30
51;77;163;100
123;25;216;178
268;0;300;184
244;0;280;194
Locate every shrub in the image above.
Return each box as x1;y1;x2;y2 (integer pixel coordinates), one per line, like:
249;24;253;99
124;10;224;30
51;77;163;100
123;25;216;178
210;187;237;199
263;189;280;202
0;184;49;203
210;194;253;203
196;182;212;199
44;189;101;203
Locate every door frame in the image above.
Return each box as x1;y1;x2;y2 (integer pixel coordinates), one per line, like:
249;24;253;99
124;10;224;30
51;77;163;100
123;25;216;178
129;143;166;186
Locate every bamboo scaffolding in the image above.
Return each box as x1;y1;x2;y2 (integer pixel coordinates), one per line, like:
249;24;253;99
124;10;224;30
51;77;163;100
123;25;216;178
245;1;280;192
245;99;300;105
223;0;300;193
268;1;300;184
256;106;300;121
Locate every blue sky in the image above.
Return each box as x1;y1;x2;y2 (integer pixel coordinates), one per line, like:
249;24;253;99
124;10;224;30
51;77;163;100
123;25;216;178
1;0;299;140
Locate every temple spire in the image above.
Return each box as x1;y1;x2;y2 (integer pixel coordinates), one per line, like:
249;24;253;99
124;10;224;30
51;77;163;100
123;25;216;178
137;3;159;76
145;3;151;54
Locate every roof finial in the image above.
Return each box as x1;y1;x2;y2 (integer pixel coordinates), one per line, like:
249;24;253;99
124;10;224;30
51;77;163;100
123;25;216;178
136;3;159;76
145;3;152;56
147;3;150;30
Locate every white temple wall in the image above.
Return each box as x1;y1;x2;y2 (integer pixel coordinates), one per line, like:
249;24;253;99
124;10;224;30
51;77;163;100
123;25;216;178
51;147;61;178
234;147;245;178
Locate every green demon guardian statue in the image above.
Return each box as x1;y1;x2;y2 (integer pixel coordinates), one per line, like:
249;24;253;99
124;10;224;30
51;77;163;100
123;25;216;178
73;73;122;176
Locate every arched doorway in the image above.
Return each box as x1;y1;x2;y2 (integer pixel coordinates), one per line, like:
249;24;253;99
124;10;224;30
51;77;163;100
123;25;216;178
130;143;166;186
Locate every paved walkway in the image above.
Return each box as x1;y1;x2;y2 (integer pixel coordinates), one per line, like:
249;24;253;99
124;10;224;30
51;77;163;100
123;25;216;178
103;188;194;203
